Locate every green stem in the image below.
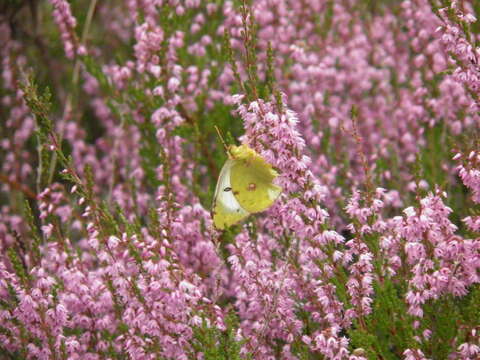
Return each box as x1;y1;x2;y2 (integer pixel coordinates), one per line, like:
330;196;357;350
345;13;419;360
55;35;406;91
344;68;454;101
47;0;99;185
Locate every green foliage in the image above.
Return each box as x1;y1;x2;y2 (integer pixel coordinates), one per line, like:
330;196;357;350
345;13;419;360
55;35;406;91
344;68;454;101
418;123;475;236
138;120;166;189
23;199;42;265
192;312;248;360
348;330;378;359
421;297;460;358
419;123;450;189
82;55;116;96
460;284;480;327
20;75;56;189
6;247;30;287
356;279;415;359
20;75;53;138
313;0;334;39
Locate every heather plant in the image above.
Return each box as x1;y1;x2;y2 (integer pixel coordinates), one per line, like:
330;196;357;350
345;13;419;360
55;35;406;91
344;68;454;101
1;0;480;359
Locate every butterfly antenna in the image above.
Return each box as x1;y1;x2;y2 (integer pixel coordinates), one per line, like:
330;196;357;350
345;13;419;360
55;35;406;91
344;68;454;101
214;125;231;155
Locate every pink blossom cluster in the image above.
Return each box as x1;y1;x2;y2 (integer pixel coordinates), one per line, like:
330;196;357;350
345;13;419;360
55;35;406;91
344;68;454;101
0;21;35;190
399;191;478;315
226;97;357;358
455;150;480;232
49;0;85;59
438;2;480;101
0;229;224;359
456;151;480;204
223;0;480;215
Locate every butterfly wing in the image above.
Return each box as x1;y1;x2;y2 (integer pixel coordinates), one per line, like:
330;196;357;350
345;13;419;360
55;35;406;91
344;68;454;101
212;159;250;229
230;146;282;214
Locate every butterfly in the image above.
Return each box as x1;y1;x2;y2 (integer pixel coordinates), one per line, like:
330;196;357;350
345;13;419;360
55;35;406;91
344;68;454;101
212;144;282;229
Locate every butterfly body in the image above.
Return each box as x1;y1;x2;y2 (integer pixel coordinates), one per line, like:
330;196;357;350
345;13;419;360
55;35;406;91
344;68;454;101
212;144;281;229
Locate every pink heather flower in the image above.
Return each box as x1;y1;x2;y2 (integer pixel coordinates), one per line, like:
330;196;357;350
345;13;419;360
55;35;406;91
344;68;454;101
392;189;480;320
437;3;480;100
223;0;479;209
454;151;480;233
38;183;72;222
3;1;480;358
464;215;480;233
0;217;224;359
41;224;54;238
227;231;302;358
108;235;120;249
49;0;80;59
230;97;358;358
403;348;428;360
134;23;165;74
458;342;480;358
456;151;480;204
103;64;133;90
0;23;35;192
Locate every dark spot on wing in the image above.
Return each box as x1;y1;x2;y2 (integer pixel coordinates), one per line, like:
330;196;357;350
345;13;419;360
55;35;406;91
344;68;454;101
223;187;232;192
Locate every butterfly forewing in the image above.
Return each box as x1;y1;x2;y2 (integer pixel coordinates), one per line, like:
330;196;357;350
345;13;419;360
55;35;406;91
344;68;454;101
230;152;281;213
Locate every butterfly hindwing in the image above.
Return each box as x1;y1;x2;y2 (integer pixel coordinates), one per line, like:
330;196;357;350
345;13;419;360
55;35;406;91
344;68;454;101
212;159;249;230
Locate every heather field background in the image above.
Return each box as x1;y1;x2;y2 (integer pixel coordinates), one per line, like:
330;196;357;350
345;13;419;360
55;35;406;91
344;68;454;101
1;0;480;359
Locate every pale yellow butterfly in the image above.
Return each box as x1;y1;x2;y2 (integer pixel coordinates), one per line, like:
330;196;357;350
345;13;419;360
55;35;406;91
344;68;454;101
212;144;282;229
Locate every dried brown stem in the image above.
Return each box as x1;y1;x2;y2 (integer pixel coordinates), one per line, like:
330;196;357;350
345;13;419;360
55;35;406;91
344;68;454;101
0;173;37;199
